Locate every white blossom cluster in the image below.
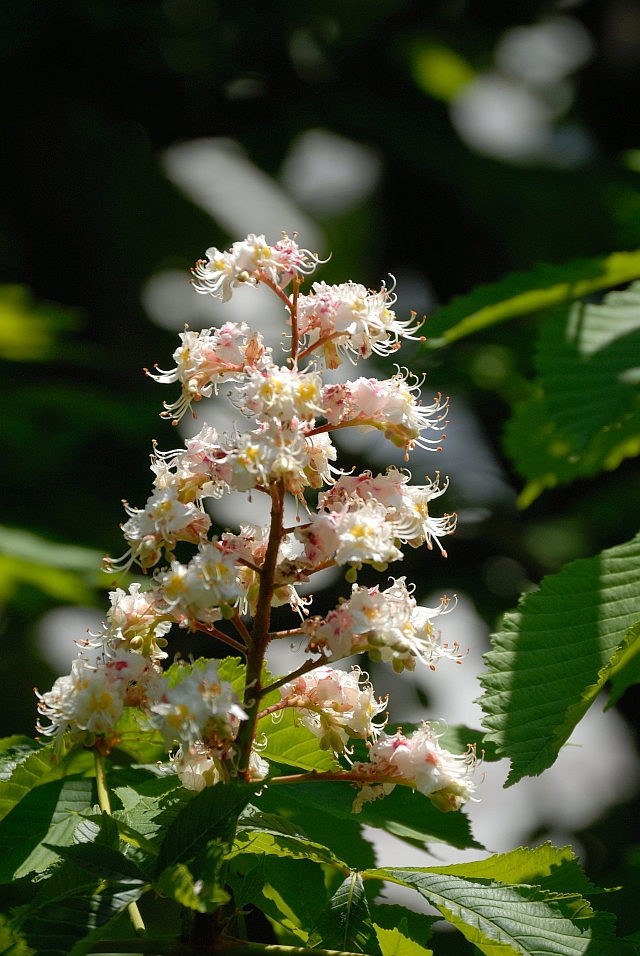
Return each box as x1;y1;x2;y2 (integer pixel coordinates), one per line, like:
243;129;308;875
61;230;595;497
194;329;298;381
351;722;477;813
297;279;424;367
36;233;475;811
303;578;460;673
279;666;388;753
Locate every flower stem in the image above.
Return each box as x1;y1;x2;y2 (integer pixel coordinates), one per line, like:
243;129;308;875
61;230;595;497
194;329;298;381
235;482;285;776
93;750;147;939
260;656;327;698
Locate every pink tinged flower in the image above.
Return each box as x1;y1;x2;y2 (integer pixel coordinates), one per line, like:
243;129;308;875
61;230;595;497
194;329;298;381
91;583;170;660
106;488;211;573
154;543;245;627
390;476;457;554
280;666;387;753
147;323;273;423
191;233;323;302
352;722;476;813
297;279;424;366
320;371;448;455
306;578;460;672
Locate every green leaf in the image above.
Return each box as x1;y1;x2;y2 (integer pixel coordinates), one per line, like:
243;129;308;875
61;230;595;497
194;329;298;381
112;773;191;849
0;776;94;882
270;780;481;850
73;812;119;849
254;787;377;871
233;856;267;910
504;295;640;504
232;804;350;872
0;737;41;780
308;872;374;953
154;780;252;876
0;915;32;956
0;742;56;822
369;868;635;956
259;708;341;772
609;622;640;705
43;843;148;885
422;249;640;347
111;709;165;763
424;845;600;898
373;924;433;956
157;842;229;914
369;905;435;948
12;857;146;956
478;531;640;785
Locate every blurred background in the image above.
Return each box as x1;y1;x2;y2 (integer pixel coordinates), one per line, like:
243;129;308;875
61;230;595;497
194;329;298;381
3;0;640;943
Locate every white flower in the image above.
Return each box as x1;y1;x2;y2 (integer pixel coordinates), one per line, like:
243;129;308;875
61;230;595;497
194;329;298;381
108;488;211;572
240;365;323;424
92;583;170;660
191;233;322;302
173;744;220;791
319;468;456;557
173;743;268;790
352;722;476;813
148;323;272;422
280;666;387;752
306;578;460;672
155;543;245;626
36;657;124;745
321;371;448;455
297;279;423;366
152;425;229;503
149;661;247;751
296;500;403;569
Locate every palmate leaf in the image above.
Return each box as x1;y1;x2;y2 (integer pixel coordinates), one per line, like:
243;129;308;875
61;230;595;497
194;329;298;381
308;873;374;953
369;866;636;956
478;531;640;785
421;248;640;347
504;289;640;505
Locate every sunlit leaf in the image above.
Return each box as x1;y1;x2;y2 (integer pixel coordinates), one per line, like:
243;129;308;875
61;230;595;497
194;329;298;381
504;293;640;505
374;924;433;956
478;531;640;785
424;844;600;898
232;804;350;872
0;776;94;882
369;867;635;956
308;872;374;953
422;249;640;347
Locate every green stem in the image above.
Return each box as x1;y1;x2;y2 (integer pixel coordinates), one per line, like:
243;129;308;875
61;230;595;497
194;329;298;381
93;750;148;939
